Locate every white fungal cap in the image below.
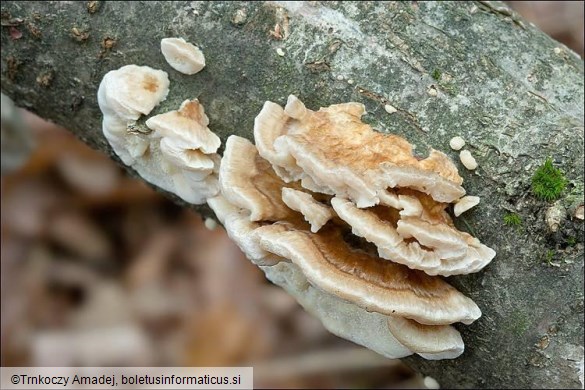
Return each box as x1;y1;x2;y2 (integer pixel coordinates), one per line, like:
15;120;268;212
98;65;170;122
146;99;220;154
424;376;441;389
254;96;466;206
97;67;220;205
396;217;469;259
460;150;478;170
97;65;170;166
449;136;465;151
454;195;480;217
158;139;215;175
384;104;397;114
219;135;297;222
386;316;464;360
210;191;469;358
160;37;205;75
254;222;482;325
380;150;465;204
377;189;451;224
281;188;333;233
204;217;217;230
138;99;220;204
284;94;307;120
169;168;219;205
253;101;304;181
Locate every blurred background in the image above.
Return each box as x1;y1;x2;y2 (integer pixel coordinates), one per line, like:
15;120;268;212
1;2;583;389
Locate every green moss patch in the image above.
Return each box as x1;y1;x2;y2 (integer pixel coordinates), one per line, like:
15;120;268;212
531;157;567;202
504;212;522;228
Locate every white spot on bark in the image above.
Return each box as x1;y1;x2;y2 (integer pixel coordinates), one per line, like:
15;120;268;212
460;150;478;170
424;376;441;389
204;217;218;230
449;136;465;151
384;104;397;114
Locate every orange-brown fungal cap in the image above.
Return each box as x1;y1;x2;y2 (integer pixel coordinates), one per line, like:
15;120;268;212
331;197;495;276
254;222;482;325
254;95;466;206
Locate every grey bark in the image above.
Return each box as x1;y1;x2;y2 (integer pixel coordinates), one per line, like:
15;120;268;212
1;1;583;388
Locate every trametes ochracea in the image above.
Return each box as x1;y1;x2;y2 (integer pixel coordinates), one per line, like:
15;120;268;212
209;95;495;360
98;61;495;359
97;65;220;204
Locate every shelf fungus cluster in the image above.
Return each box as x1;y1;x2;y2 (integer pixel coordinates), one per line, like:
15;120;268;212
98;65;220;204
98;59;494;360
209;95;495;360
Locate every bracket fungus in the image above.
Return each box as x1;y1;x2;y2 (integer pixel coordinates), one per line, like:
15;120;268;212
207;194;284;267
454;195;481;217
330;197;494;276
261;261;464;360
254;222;481;325
97;64;170;165
160;37;205;75
98;66;220;204
145;98;221;203
281;188;333;233
219;135;297;222
211;95;496;360
254;98;466;206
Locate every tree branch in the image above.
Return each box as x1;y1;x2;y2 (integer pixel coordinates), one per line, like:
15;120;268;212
2;1;583;388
